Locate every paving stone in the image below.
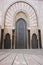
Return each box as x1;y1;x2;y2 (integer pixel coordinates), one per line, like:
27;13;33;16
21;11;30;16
0;53;16;65
0;52;11;61
13;54;26;65
24;54;40;65
31;55;43;65
0;49;43;65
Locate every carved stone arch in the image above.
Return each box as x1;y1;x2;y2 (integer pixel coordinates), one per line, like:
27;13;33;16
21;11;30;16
15;11;27;22
4;1;38;38
4;1;38;29
32;33;37;39
14;11;27;29
5;33;10;39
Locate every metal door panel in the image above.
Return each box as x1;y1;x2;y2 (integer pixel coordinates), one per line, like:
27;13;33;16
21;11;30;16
15;18;27;49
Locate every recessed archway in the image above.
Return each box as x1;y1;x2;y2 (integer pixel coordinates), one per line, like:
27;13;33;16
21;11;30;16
15;18;27;49
32;33;38;49
3;1;38;49
4;33;11;49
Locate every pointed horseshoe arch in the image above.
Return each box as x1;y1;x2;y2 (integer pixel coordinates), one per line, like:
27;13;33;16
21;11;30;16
4;1;38;29
4;33;11;49
32;33;38;49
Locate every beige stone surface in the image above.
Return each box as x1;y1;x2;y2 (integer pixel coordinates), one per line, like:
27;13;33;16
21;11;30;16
0;49;43;65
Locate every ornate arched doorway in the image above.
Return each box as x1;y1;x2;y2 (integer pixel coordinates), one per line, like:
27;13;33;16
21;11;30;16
3;1;40;49
15;18;27;49
32;33;38;49
4;33;11;49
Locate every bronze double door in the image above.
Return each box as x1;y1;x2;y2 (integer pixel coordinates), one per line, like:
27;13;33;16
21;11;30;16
15;18;27;49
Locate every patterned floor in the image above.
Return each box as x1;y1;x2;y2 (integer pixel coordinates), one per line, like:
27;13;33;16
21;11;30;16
0;49;43;65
